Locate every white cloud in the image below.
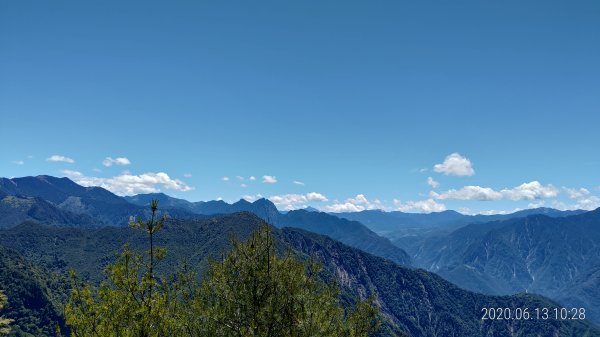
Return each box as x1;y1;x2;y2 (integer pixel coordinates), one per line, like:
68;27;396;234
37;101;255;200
306;192;328;202
555;187;600;211
269;192;329;210
62;170;194;196
93;168;102;172
102;157;131;167
465;207;526;216
269;194;307;206
431;186;502;201
222;176;230;181
11;160;24;165
240;183;248;188
431;181;558;201
427;176;440;189
242;194;263;202
249;176;256;181
478;209;513;216
324;194;385;213
563;187;590;199
552;199;600;211
324;202;364;213
293;180;305;186
575;196;600;210
528;201;545;209
47;155;75;163
183;173;192;178
393;198;447;213
419;168;428;173
262;175;277;184
433;153;474;176
347;194;369;205
458;207;473;215
502;181;558;200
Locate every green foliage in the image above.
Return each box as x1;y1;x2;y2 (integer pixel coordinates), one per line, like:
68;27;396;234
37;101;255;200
188;226;380;337
64;246;179;337
0;246;68;337
64;201;381;337
0;290;13;335
65;199;176;337
0;214;265;285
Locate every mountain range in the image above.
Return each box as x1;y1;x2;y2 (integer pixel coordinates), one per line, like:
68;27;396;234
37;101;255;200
0;176;408;266
392;209;600;324
119;185;600;327
1;213;598;336
337;208;586;235
2;175;600;335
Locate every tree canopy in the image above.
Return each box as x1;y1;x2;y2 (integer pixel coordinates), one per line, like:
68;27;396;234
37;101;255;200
0;290;13;336
64;200;381;337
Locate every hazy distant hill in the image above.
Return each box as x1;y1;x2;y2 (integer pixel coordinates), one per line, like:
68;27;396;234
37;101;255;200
393;209;600;324
1;214;598;337
337;208;586;234
280;209;410;266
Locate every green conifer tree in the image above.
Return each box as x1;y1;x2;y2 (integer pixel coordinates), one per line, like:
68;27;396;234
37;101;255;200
65;199;176;337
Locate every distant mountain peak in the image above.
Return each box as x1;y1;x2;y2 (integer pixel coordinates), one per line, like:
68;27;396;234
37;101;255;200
234;198;252;206
35;175;80;186
252;198;277;207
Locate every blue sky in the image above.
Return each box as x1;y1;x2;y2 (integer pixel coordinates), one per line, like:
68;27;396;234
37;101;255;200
1;1;599;214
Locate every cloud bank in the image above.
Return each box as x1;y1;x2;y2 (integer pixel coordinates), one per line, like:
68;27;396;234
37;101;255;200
393;198;447;213
430;181;558;201
269;192;328;210
324;194;386;212
62;170;194;196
